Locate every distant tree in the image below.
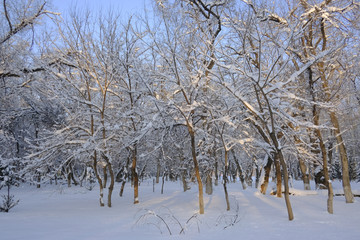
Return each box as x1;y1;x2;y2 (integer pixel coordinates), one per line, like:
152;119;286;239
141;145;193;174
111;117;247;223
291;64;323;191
0;160;20;212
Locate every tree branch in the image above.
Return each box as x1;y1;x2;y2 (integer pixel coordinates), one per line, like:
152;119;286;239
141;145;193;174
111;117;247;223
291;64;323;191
0;2;46;45
3;0;12;32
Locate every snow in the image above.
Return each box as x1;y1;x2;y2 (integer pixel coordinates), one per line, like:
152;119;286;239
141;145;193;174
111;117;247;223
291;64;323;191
0;180;359;240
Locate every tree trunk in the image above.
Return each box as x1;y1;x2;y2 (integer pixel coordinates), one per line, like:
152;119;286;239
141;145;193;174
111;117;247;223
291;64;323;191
260;155;273;194
156;157;161;184
287;122;311;190
205;173;213;195
119;155;130;197
70;166;78;186
101;154;115;208
67;168;72;188
102;166;107;189
182;169;188;192
93;151;104;207
223;181;230;211
107;167;114;207
314;129;334;213
119;181;126;197
329;112;354;203
299;158;311;190
161;172;165;194
328;141;333;166
214;161;219;186
277;151;294;220
131;146;139;204
232;149;247;190
223;150;230;211
231;163;237;183
255;162;261;189
312;104;334;213
274;156;282;198
270;132;294;221
189;128;204;214
36;173;41;188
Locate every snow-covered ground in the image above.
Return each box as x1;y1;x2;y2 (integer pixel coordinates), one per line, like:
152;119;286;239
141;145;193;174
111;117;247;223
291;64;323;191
1;180;359;240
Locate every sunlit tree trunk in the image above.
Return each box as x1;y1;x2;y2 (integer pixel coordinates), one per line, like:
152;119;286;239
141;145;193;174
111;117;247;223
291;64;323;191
329;112;353;203
274;156;282;198
277;151;294;221
270;132;294;221
260;155;273;194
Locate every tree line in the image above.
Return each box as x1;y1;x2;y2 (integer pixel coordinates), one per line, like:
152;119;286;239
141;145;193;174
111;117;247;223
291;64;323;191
1;0;360;219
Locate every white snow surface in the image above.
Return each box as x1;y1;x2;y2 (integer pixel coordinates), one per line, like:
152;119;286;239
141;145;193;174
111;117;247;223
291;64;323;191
1;180;359;240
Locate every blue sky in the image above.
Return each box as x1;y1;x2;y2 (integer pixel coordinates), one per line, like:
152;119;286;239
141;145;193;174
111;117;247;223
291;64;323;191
51;0;150;17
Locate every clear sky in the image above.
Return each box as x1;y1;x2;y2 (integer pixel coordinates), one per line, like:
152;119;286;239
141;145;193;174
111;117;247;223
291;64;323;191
51;0;150;18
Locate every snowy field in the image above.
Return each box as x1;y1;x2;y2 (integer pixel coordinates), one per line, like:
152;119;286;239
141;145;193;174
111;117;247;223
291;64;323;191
1;180;359;240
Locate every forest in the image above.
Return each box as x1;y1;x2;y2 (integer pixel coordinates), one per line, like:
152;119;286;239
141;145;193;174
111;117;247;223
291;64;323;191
1;0;360;232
